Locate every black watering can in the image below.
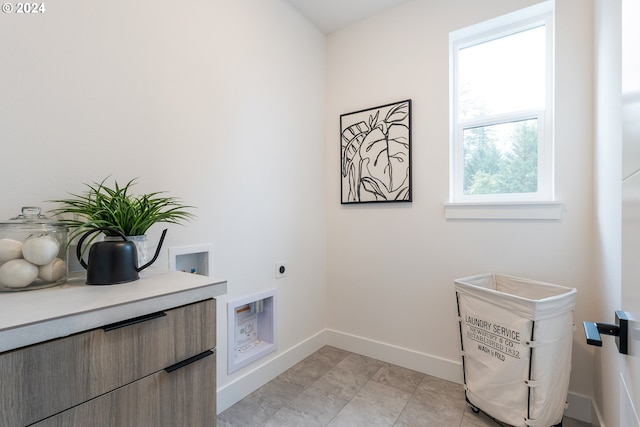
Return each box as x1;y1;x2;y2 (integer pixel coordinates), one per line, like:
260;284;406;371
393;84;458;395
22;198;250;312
76;227;167;285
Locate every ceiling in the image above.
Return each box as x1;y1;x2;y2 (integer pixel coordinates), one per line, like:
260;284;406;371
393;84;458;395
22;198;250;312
284;0;413;34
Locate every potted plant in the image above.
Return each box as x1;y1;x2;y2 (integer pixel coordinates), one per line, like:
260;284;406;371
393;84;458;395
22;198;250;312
49;177;195;265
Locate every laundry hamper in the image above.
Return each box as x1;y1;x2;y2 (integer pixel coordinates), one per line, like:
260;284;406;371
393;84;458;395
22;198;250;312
454;274;577;427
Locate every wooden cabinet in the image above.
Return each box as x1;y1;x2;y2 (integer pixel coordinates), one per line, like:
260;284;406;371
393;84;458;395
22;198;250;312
0;298;216;427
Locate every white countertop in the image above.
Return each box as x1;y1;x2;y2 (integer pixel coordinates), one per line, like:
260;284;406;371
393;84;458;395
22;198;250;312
0;268;227;353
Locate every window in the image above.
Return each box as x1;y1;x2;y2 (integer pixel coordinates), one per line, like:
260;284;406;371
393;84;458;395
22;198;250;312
449;2;554;205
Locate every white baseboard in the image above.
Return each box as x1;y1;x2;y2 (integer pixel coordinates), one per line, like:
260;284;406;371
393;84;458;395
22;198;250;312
591;399;605;427
324;329;464;384
216;330;326;413
565;391;594;424
216;328;594;424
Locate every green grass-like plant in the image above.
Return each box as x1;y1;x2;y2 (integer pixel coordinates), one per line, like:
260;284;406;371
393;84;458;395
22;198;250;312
49;177;195;241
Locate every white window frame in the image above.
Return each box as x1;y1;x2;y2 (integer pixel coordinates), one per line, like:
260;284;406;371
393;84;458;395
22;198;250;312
448;2;556;217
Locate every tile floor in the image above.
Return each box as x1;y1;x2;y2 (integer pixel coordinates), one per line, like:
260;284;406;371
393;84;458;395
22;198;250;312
217;346;590;427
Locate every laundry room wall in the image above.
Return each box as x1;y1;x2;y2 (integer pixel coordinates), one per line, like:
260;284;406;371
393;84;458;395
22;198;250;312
325;0;596;417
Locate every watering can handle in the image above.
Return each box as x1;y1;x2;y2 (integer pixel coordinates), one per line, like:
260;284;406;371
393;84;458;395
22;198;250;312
76;227;128;270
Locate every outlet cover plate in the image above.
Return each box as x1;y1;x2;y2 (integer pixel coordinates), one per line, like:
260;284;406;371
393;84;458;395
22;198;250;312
275;262;288;278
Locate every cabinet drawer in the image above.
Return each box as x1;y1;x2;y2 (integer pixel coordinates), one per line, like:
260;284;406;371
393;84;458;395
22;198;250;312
34;349;216;427
0;298;215;426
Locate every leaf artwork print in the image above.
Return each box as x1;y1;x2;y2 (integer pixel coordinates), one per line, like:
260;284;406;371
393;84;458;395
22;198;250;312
340;100;412;203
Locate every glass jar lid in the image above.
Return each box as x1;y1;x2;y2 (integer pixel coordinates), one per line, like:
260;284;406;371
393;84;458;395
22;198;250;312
3;207;66;227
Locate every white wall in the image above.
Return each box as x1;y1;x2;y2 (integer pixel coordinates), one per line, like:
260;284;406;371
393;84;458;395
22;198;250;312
0;0;327;412
325;0;596;416
593;1;627;426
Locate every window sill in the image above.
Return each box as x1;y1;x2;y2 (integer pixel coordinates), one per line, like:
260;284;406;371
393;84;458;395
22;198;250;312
444;201;563;220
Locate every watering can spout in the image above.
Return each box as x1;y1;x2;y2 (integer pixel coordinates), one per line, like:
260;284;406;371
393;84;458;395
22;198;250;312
137;229;167;272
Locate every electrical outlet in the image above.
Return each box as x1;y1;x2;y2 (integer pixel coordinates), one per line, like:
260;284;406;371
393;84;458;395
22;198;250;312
275;262;288;279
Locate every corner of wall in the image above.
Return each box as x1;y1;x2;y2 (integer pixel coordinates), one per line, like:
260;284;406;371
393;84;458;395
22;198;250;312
216;330;326;414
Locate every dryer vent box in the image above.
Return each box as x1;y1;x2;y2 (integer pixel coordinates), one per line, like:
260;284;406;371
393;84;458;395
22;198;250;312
169;244;213;277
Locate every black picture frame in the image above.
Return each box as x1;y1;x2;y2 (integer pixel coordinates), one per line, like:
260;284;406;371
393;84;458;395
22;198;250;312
340;99;412;204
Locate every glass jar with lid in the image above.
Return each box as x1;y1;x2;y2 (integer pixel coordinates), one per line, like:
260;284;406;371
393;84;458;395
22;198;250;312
0;207;68;291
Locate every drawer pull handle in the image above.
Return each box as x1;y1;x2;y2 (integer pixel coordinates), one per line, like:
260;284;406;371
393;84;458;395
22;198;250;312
102;311;167;332
165;350;214;373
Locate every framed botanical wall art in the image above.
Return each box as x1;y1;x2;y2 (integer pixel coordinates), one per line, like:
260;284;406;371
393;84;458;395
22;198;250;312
340;99;412;204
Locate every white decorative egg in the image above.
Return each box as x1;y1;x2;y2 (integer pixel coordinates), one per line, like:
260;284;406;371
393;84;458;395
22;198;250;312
22;235;60;266
0;238;23;263
38;258;67;282
0;259;39;288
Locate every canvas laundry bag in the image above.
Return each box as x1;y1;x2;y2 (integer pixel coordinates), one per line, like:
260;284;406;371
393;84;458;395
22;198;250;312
455;274;577;427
